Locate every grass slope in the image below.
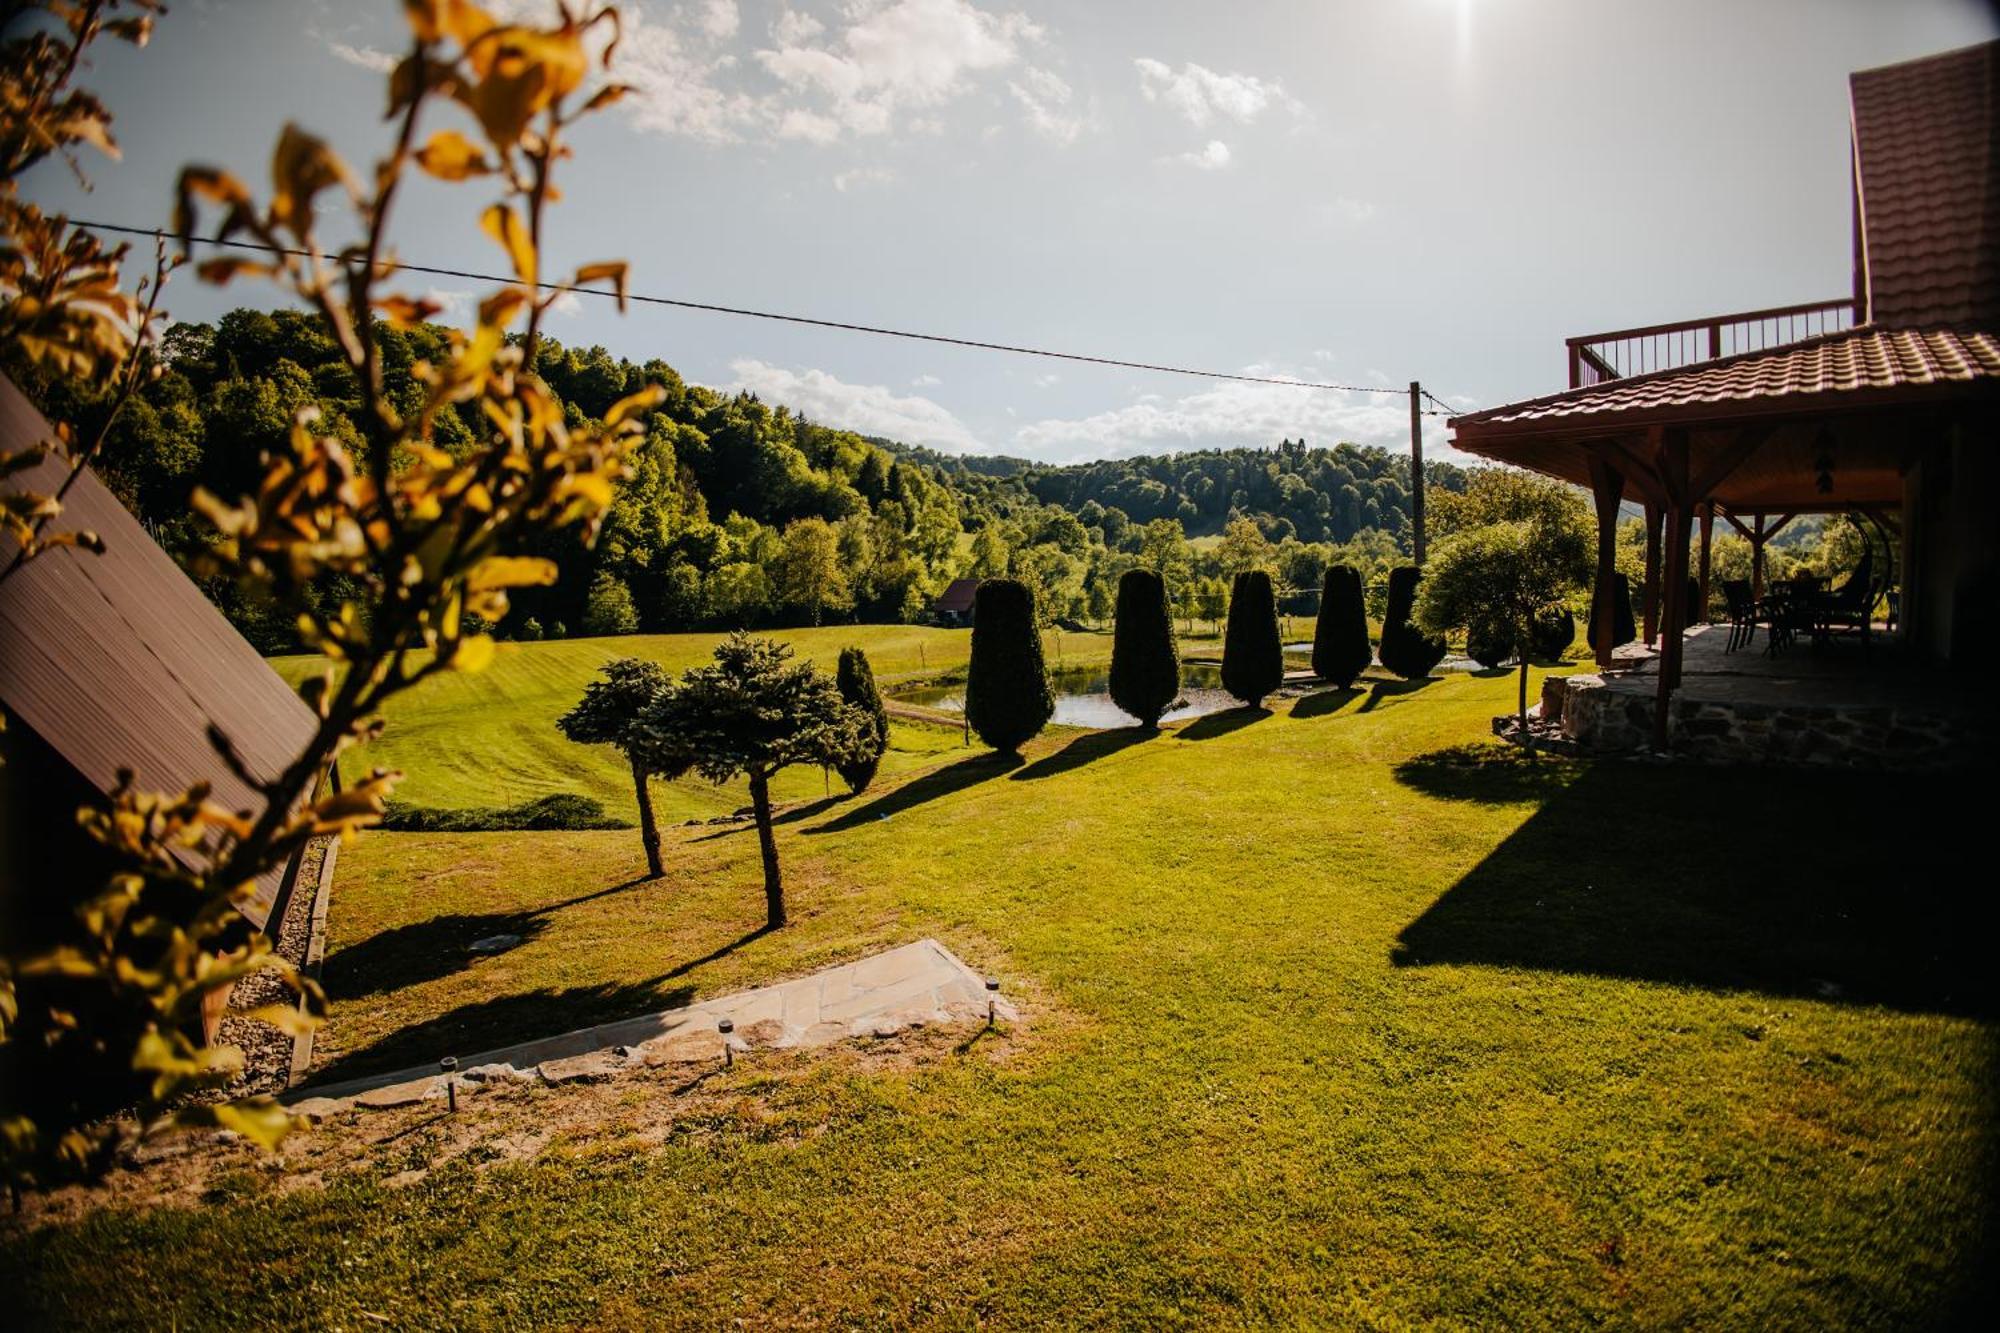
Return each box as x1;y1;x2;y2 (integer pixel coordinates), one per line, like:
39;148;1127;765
9;664;1993;1328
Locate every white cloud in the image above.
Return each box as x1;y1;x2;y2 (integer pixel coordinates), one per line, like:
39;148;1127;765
1317;197;1378;226
695;0;739;40
911;373;942;386
1008;66;1083;144
1134;58;1302;127
770;9;824;45
423;287;474;321
327;40;396;73
547;291;585;319
1172;139;1232;170
727;360;986;453
1033;371;1061;387
1010;370;1433;464
832;165;896;192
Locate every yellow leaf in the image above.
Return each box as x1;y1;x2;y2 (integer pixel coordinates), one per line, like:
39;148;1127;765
269;125;358;237
573;260;628;311
466;555;558;592
479;203;536;286
413;128;493;181
452;634;496;673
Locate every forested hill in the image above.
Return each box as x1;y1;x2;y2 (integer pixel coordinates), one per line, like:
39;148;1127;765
13;307;1463;648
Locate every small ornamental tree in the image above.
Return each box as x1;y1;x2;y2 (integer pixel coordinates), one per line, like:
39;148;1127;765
639;634;864;929
964;577;1053;755
1221;570;1283;708
1416;519;1592;726
1312;564;1372;687
1108;568;1179;727
1378;566;1448;679
581;570;638;636
557;658;673;878
834;646;889;794
1586;570;1638;653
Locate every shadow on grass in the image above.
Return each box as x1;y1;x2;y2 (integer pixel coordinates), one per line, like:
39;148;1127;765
1393;742;1583;805
1358;678;1438;712
806;752;1021;834
1391;759;1995;1018
1011;727;1156;780
690;793;849;842
657;922;776;983
311;976;698;1085
1176;706;1270;741
323;875;655;1000
1290;686;1363;719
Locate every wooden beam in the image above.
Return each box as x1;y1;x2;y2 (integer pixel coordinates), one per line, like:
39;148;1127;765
1654;430;1693;749
1594;438;1668;507
1763;512;1799;542
1641;503;1663;644
1687;424;1774;502
1586;454;1625;670
1720;510;1756;541
1697;502;1715;623
1751;512;1767;604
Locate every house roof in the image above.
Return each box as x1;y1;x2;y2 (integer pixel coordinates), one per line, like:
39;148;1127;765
1452;325;2000;439
933;577;980;613
1851;40;2000;330
0;376;319;929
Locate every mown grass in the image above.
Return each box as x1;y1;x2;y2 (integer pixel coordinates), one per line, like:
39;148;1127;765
9;649;1993;1329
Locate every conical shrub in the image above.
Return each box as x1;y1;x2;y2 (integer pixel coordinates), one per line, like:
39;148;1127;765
1108;568;1179;727
1378;566;1447;679
1465;621;1510;669
1221;570;1283;708
835;646;889;793
1311;564;1372;687
1529;606;1576;663
964;578;1053;755
1585;571;1638;652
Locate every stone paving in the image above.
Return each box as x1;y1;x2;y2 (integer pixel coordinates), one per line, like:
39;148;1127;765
284;938;1015;1118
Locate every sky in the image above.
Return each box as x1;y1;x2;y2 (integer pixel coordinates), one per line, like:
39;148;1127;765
24;0;2000;465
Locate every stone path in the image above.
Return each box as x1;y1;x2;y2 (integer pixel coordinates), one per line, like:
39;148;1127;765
284;938;1015;1117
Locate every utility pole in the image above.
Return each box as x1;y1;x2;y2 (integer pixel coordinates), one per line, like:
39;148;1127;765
1409;381;1427;565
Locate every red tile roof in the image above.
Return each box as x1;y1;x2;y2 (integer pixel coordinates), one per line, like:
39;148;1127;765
0;376;319;928
1453;326;2000;436
933;577;980;613
1851;41;2000;331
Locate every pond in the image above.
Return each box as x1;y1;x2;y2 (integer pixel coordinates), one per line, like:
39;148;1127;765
895;663;1241;729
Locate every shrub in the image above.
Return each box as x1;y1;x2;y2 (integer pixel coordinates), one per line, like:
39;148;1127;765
1311;564;1372;687
1108;568;1179;727
1586;570;1637;651
1221;570;1283;708
964;578;1054;754
518;616;544;641
1530;606;1576;662
835;646;889;793
1379;566;1448;679
1465;622;1510;669
380;793;630;833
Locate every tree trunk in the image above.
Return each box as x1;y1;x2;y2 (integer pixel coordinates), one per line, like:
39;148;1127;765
749;770;785;929
631;754;663;880
1517;655;1530;729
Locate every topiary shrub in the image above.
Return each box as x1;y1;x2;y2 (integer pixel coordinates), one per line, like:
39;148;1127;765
1378;565;1448;679
964;578;1054;755
1585;571;1637;652
1221;570;1283;708
1108;568;1179;726
835;646;889;793
1311;564;1372;687
1530;606;1575;662
1465;621;1510;669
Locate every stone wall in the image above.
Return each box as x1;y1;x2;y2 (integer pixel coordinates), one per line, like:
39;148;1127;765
1535;673;1974;770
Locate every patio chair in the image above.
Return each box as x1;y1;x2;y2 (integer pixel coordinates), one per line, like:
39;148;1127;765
1722;579;1757;652
1816;547;1877;651
1764;576;1821;657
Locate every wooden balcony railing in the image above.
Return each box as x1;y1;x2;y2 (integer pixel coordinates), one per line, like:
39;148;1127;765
1566;298;1857;388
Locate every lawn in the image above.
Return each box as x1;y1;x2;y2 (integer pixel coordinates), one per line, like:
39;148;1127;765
7;641;1993;1328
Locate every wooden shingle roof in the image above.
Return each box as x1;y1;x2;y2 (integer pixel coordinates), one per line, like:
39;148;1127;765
0;376;318;928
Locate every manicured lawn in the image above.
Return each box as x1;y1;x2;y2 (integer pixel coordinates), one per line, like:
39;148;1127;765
8;652;1992;1328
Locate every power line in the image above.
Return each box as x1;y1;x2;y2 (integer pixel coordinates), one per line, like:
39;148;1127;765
75;218;1457;412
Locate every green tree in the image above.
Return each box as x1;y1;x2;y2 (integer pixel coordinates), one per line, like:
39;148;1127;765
1417;519;1592;726
1221;570;1283;708
1109;568;1180;727
1194;576;1228;632
834;646;889;794
581;570;640;636
1138;517;1193;618
1217;514;1275;578
774;516;851;626
1312;564;1372;688
640;635;864;929
557;658;673;879
964;578;1053;755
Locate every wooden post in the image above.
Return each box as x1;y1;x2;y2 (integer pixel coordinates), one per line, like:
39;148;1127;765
1641;503;1663;644
1586;452;1624;670
1750;512;1766;604
1408;381;1426;565
1696;501;1715;624
1653;431;1692;750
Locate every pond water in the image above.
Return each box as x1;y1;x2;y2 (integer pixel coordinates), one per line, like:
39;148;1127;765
895;663;1240;729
